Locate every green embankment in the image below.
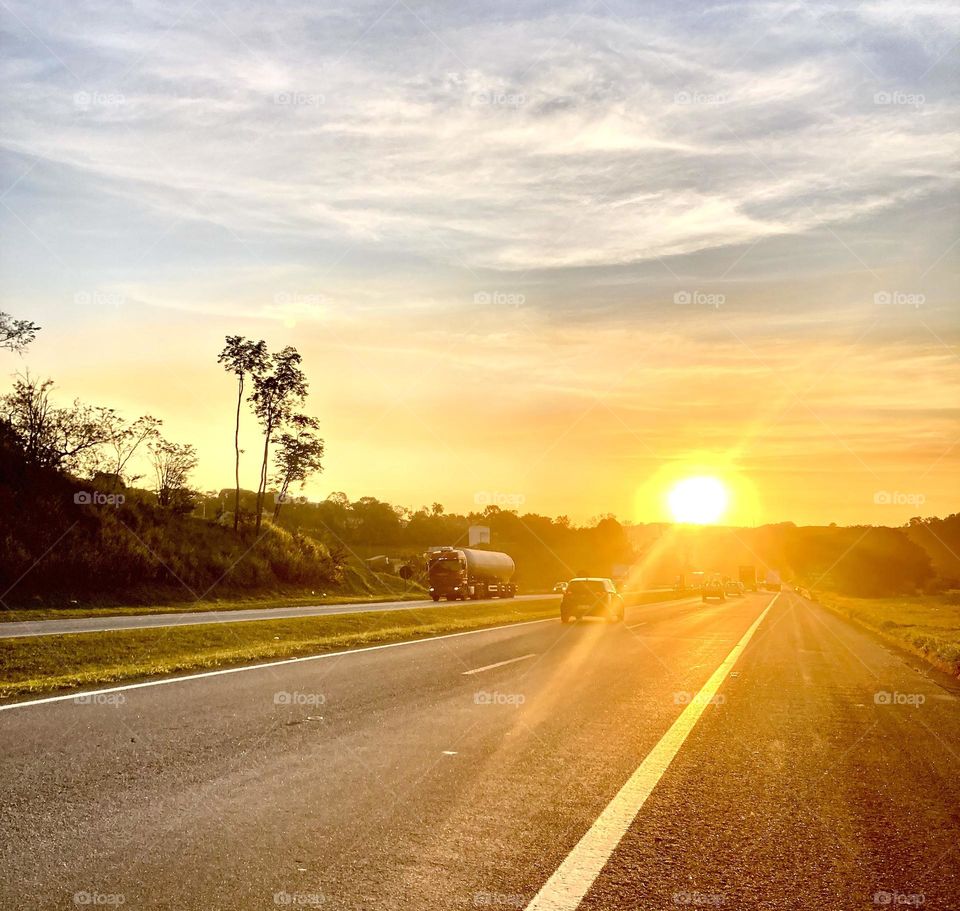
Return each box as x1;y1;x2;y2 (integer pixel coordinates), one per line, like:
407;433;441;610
818;592;960;678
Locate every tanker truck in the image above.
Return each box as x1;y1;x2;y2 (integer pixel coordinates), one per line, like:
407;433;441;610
426;546;517;601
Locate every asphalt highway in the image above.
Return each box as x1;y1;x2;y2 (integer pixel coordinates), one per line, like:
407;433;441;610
2;590;958;909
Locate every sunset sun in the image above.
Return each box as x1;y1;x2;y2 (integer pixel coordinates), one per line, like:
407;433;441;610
667;476;730;525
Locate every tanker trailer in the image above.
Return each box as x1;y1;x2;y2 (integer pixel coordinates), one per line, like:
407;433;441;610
427;547;517;601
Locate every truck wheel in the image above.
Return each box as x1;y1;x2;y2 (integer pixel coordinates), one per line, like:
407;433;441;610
431;594;440;602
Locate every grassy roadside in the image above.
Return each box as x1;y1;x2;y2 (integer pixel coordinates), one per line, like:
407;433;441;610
0;589;694;701
817;592;960;678
0;599;562;701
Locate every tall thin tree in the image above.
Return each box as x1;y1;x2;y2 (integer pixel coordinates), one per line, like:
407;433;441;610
250;346;307;533
217;337;267;532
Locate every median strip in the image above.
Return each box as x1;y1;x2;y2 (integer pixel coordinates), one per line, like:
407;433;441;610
524;594;777;911
0;600;559;706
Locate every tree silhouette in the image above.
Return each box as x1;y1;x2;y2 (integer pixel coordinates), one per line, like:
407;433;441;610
218;336;267;532
0;312;40;353
272;414;324;520
250;346;307;533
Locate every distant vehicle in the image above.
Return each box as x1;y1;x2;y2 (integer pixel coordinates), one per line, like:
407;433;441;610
701;576;726;602
560;578;624;623
761;569;782;592
725;580;745;597
738;565;757;591
674;571;705;591
552;581;568;594
426;547;516;601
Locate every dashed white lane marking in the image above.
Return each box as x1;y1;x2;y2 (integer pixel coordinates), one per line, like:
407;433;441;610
0;619;554;712
461;653;536;675
524;594;778;911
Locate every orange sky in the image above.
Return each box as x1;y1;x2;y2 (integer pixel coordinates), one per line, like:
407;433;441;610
16;293;957;527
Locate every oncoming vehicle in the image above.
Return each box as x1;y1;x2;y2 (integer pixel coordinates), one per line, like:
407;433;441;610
560;578;624;624
552;581;568;594
701;576;726;602
426;547;517;601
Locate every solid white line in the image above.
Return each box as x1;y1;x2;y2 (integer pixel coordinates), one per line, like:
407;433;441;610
524;593;779;911
0;618;554;713
461;653;536;675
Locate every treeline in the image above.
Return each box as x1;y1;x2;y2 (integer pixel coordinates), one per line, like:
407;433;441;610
257;492;956;596
207;490;636;589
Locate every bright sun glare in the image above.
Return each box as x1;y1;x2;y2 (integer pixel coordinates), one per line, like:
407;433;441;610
667;476;729;525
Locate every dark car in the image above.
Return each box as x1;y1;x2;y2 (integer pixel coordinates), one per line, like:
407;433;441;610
560;578;624;623
701;577;726;602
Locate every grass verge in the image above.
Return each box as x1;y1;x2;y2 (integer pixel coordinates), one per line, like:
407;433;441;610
0;590;426;623
818;592;960;678
0;598;559;701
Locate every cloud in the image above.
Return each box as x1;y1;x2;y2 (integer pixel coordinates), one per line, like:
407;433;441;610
1;0;957;289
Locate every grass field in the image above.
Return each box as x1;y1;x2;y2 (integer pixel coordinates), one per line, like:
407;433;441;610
818;592;960;678
0;589;694;701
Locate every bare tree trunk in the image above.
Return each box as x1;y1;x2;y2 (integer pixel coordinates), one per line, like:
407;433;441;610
273;473;291;521
255;425;270;534
233;377;243;532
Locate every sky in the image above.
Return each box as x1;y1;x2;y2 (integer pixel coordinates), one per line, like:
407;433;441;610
1;0;958;526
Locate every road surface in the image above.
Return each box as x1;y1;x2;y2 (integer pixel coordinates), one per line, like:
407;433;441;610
0;593;557;639
2;591;958;909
